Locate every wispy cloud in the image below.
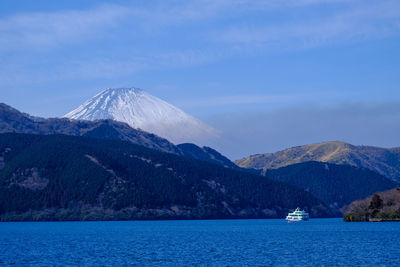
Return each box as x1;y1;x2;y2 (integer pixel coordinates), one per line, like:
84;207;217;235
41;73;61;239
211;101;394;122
0;48;224;86
2;0;398;51
1;0;400;88
174;90;344;109
216;0;400;50
0;4;130;49
176;94;309;108
59;50;219;79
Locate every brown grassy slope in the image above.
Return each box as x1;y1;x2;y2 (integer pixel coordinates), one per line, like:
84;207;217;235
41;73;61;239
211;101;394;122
235;141;400;182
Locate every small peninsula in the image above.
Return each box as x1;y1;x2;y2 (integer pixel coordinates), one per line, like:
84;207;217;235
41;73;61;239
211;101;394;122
344;187;400;222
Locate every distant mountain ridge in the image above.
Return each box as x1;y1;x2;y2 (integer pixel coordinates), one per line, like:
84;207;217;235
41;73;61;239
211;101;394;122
0;103;235;168
64;88;218;145
236;141;400;182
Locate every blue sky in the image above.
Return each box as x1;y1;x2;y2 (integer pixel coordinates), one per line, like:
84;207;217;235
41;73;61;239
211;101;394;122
1;0;400;159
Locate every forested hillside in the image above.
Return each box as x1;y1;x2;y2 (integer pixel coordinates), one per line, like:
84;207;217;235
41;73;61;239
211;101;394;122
266;161;398;213
0;133;331;221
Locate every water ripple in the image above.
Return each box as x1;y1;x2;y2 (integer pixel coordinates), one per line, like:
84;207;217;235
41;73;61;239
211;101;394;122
1;219;399;266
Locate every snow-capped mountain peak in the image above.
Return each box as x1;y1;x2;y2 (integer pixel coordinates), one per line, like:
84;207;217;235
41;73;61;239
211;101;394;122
64;87;218;144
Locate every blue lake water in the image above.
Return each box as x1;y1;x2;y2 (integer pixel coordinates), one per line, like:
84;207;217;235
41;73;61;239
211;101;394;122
0;218;399;266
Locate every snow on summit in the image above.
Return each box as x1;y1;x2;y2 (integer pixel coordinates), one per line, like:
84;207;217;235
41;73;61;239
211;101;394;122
64;88;218;144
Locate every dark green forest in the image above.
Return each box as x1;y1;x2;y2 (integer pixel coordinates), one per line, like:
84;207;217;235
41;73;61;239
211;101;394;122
0;133;330;221
266;161;398;212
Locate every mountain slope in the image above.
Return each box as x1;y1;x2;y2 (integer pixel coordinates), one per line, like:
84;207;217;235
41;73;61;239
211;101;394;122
236;141;400;182
0;133;331;221
266;161;398;212
64;88;217;144
0;103;179;154
0;103;235;168
177;143;238;169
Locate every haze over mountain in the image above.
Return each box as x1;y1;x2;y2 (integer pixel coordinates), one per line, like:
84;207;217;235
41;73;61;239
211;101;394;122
64;88;218;145
236;141;400;182
0;103;236;168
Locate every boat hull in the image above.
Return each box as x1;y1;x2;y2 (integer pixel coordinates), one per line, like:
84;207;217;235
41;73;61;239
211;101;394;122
286;217;309;222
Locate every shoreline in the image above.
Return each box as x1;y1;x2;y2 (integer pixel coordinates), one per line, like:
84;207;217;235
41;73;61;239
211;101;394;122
0;217;342;223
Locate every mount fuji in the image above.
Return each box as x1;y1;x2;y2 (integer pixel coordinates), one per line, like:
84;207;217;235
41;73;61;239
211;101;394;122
64;88;218;144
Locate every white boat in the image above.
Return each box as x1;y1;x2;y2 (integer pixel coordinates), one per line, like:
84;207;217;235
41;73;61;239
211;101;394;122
285;207;309;222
